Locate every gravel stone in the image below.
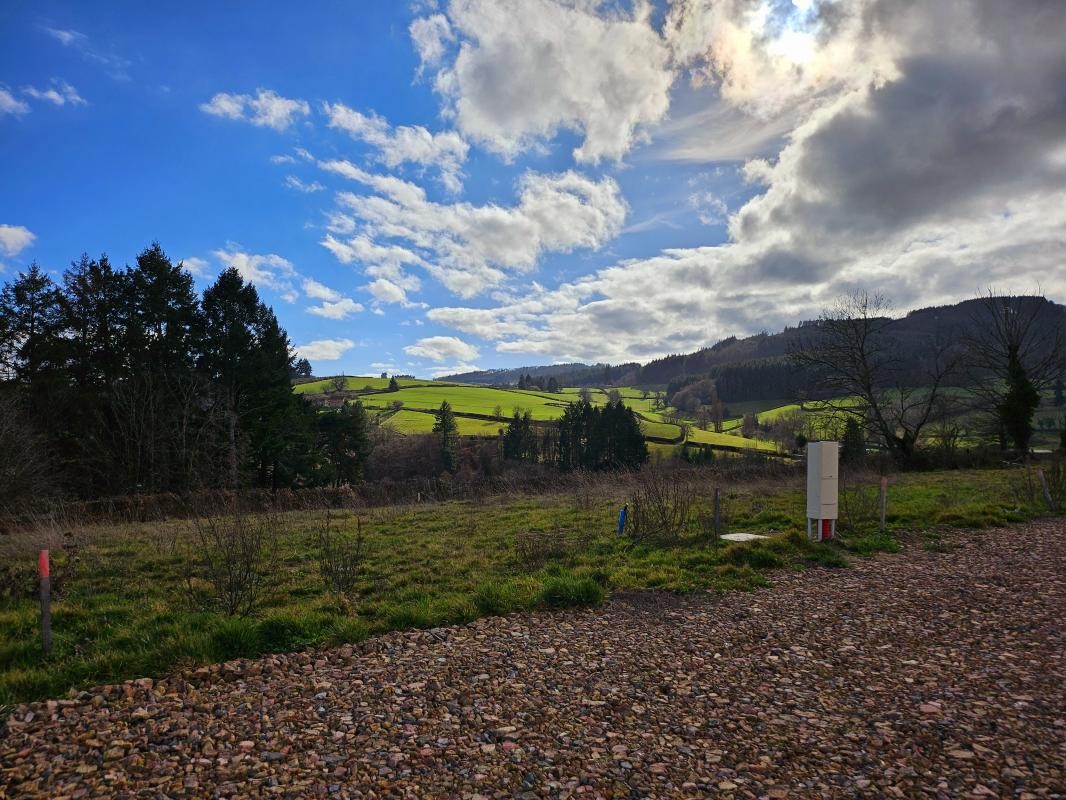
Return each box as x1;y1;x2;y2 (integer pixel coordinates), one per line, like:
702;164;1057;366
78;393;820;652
1;522;1064;798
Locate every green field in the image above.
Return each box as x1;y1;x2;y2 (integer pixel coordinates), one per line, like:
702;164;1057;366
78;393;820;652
0;467;1055;704
385;409;504;436
300;377;781;454
686;426;776;451
293;376;435;394
362;385;569;420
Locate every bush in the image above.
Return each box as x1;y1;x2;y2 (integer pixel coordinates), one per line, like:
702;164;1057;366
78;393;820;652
628;471;693;544
514;527;588;567
538;573;605;609
184;501;279;617
319;514;367;596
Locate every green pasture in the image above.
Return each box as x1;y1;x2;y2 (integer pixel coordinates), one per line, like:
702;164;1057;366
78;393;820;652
293;376;435;394
384;409;504;436
0;467;1055;705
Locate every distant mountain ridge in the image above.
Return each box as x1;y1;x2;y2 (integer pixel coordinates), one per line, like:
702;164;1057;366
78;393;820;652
443;297;1066;403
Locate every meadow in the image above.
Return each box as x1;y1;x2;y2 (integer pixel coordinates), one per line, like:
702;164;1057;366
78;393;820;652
0;465;1056;706
303;376;791;451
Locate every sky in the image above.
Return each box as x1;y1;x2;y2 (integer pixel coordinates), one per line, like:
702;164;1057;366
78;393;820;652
1;0;1065;378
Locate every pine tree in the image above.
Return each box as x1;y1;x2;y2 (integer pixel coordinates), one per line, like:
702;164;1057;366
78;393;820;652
318;400;371;485
999;345;1041;455
433;400;460;473
840;417;865;465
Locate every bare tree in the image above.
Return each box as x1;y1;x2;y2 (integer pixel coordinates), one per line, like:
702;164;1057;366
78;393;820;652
789;291;964;466
966;291;1065;453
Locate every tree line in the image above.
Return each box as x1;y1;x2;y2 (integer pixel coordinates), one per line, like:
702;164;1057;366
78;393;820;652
0;244;371;507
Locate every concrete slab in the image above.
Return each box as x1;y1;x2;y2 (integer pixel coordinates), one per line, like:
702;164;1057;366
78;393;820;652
720;532;769;542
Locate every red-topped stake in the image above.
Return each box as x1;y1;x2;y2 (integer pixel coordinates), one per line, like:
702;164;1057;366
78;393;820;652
39;549;52;655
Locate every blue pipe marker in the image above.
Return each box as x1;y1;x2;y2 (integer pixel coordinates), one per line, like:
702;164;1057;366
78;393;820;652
617;504;628;535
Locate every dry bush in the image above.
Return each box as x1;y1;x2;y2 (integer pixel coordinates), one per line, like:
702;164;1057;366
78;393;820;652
838;473;882;534
515;526;590;567
628;471;694;545
318;513;367;596
1008;460;1066;511
183;500;279;617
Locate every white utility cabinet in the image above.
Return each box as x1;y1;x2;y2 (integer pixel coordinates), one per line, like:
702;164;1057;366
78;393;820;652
806;441;839;541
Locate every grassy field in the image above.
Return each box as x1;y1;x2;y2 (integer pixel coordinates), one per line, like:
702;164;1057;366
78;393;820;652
299;377;784;453
384;409;504;436
293;376;435;394
0;466;1056;705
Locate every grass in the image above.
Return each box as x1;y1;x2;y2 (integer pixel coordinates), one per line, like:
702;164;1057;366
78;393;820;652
0;467;1054;704
384;409;504;436
298;379;786;453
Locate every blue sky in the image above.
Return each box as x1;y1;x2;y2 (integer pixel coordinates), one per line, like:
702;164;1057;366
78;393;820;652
2;0;1064;377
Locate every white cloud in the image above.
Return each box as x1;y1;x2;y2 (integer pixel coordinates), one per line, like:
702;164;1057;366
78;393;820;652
427;361;481;378
421;0;674;162
0;224;35;256
687;191;728;226
271;154;297;164
324;102;469;193
302;277;342;302
301;277;364;318
284;174;325;193
404;335;479;362
42;27;86;46
320;163;626;297
181;256;211;277
409;13;454;74
212;246;300;302
295;338;357;361
307;297;364;319
41;26;130;80
23;80;86;107
0;88;30;116
425;0;1066;364
200;88;310;131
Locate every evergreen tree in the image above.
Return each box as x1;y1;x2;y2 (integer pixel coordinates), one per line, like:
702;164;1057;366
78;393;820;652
433;400;460;473
292;357;313;378
124;243;201;374
840;417;865;465
388;376;399;391
318;400;371;485
502;410;538;462
547;376;560;393
998;344;1041;454
0;262;65;385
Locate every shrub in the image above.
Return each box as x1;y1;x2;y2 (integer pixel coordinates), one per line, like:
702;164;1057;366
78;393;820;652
319;514;368;596
184;501;279;617
514;527;588;567
628;471;693;544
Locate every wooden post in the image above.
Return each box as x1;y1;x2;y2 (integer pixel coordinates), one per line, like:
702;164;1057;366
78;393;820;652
879;476;888;533
39;550;52;656
713;487;722;538
1038;469;1055;511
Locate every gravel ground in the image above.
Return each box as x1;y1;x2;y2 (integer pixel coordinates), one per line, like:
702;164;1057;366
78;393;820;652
2;522;1064;799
